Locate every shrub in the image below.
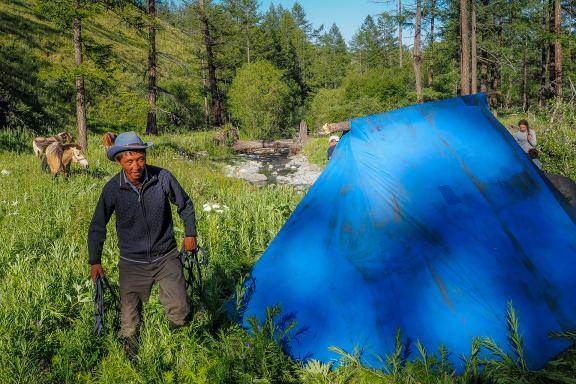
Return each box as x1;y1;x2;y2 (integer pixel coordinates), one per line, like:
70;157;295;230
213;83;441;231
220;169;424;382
228;60;290;139
538;99;576;179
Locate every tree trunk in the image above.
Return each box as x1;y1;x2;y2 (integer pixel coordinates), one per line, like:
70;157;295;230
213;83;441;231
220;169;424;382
479;0;489;93
427;0;435;88
146;0;158;135
539;0;550;106
548;0;556;95
246;33;251;63
199;0;223;127
553;0;562;96
413;0;423;102
202;66;210;128
73;0;87;151
522;41;529;111
398;0;403;68
471;0;477;93
460;0;470;95
489;11;502;109
480;59;488;92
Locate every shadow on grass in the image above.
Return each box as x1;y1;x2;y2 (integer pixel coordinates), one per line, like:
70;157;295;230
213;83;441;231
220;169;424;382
69;167;111;179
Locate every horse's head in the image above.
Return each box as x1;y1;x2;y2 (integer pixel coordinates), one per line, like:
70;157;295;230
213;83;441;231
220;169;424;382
58;132;74;144
64;144;89;169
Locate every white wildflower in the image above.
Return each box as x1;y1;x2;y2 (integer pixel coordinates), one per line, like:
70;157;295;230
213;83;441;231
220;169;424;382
215;209;224;214
1;169;10;176
11;200;18;206
203;204;212;212
212;204;220;209
223;205;229;210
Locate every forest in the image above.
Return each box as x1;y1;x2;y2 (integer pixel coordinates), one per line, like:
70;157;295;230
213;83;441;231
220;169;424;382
1;0;574;144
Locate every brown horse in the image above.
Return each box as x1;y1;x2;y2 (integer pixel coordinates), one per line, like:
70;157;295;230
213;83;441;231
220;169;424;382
32;131;73;158
44;142;89;177
103;132;117;149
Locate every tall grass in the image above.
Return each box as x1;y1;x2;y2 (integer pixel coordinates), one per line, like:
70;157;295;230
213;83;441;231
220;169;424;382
1;130;575;382
0;132;300;383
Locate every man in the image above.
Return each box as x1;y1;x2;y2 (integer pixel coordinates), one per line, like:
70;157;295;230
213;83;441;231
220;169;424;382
326;135;340;160
88;131;197;352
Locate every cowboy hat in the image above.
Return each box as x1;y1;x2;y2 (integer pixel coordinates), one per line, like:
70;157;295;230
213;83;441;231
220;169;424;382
106;131;153;161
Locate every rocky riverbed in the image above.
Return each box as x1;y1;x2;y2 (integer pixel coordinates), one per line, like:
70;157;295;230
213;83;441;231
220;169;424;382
224;152;322;189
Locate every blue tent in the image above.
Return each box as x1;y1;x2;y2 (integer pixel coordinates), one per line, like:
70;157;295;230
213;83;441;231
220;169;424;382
242;94;576;370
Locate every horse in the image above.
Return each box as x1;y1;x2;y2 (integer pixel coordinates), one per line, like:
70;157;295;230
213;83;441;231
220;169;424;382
44;142;89;177
32;131;73;158
103;132;117;149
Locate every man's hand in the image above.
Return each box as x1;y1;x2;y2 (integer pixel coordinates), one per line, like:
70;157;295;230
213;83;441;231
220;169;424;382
183;236;197;252
91;264;105;282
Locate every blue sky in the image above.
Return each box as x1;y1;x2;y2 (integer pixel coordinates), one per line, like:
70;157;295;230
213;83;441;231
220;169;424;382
259;0;396;43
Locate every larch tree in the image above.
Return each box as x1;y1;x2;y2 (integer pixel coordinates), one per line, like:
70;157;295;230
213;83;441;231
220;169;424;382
146;0;158;135
471;0;477;93
428;0;436;87
460;0;470;95
413;0;423;102
36;0;90;150
398;0;404;68
198;0;223;127
553;0;562;96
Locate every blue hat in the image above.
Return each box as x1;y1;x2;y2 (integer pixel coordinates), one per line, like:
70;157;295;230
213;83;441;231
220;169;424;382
107;131;153;161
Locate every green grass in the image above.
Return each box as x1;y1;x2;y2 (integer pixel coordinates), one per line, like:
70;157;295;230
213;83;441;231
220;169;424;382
302;137;330;167
0;131;301;383
1;108;576;382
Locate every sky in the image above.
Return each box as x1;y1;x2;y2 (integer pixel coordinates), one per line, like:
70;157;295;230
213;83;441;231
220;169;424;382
259;0;395;43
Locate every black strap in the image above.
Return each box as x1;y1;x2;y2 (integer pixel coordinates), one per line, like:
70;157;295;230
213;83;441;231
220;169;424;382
93;275;121;336
180;246;208;296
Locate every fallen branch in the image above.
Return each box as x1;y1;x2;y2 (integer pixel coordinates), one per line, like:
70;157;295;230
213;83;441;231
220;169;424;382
321;121;351;135
232;139;300;154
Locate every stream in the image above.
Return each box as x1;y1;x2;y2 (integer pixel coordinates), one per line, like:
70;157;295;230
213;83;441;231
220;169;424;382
224;151;322;190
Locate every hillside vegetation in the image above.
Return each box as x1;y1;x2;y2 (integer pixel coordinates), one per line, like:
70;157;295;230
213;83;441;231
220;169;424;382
0;0;203;135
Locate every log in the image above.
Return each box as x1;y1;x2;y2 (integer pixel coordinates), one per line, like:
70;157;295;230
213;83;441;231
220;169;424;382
298;120;308;144
321;120;351;134
232;139;300;154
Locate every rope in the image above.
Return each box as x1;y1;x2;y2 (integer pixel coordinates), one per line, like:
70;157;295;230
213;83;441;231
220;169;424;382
93;275;121;336
180;246;208;297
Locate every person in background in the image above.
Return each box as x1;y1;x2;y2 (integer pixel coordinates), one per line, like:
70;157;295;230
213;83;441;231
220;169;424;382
513;119;537;154
327;135;340;160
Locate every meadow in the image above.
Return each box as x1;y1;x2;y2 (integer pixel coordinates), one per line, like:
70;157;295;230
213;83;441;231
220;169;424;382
1;111;576;383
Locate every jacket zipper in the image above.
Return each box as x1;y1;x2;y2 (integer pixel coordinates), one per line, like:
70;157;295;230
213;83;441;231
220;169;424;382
139;181;152;263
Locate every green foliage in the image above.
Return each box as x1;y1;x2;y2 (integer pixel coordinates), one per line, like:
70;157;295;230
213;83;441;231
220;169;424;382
350;14;398;69
229;59;290;139
0;40;66;132
310;23;349;90
538;99;576;180
306;67;412;131
1;0;205;134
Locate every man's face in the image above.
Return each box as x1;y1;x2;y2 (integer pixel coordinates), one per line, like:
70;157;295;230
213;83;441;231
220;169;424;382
117;151;146;184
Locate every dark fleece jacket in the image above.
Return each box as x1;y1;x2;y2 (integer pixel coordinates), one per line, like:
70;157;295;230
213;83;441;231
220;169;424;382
88;165;196;264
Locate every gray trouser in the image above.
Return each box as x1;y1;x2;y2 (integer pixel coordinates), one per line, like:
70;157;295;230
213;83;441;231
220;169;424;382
118;250;190;338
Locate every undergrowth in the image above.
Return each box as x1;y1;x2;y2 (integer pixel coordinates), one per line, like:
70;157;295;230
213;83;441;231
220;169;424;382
0;127;575;382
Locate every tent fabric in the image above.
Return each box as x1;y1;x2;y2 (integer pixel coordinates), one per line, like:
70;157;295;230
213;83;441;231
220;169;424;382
242;94;576;370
